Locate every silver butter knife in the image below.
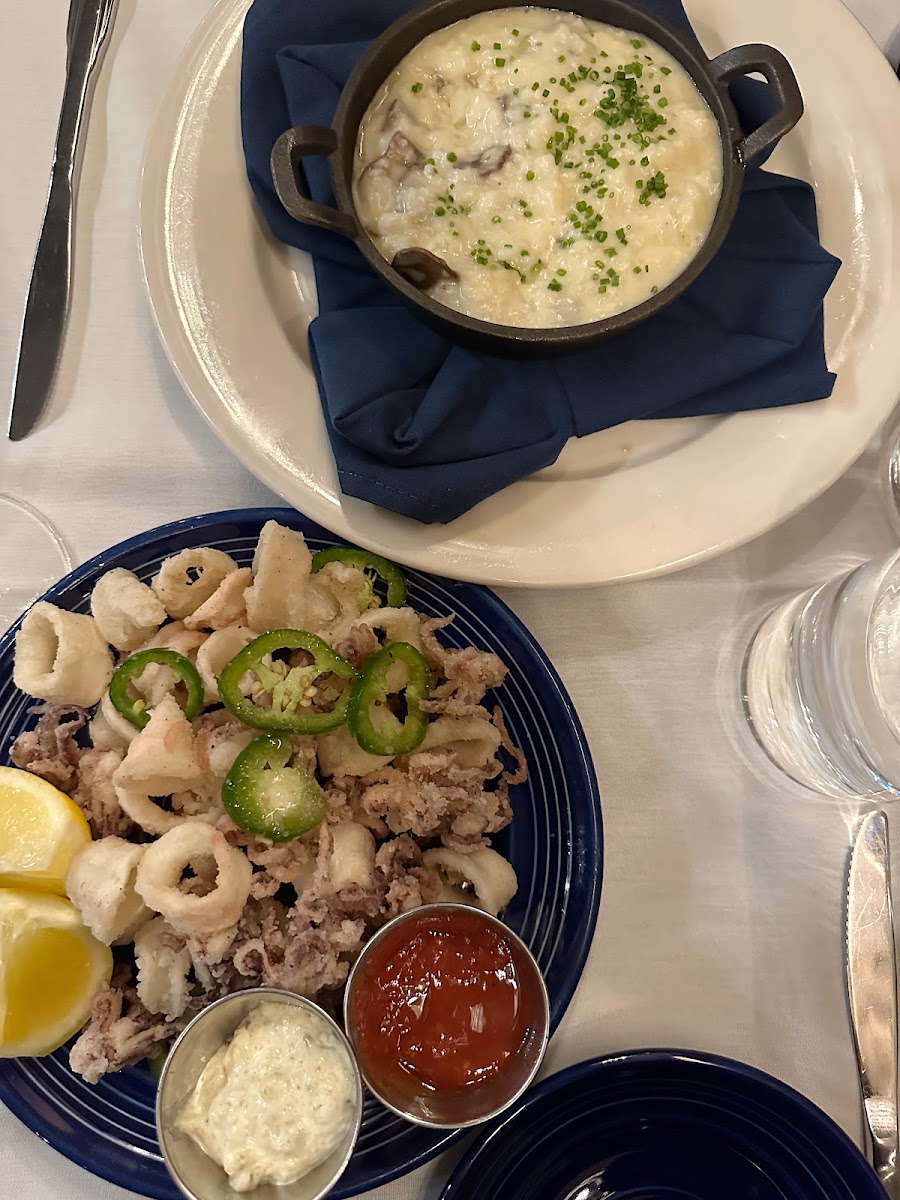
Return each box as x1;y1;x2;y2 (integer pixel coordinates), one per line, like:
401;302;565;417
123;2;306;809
7;0;117;441
847;810;899;1196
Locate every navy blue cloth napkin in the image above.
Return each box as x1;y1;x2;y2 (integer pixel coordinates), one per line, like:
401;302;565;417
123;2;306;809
241;0;840;524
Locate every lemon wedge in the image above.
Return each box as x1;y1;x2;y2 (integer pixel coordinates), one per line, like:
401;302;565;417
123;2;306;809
0;766;91;894
0;888;112;1057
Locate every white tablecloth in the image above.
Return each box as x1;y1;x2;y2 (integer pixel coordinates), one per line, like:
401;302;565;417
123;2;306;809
2;2;899;1197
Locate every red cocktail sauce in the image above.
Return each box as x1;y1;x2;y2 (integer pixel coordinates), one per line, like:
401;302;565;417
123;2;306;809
347;909;541;1098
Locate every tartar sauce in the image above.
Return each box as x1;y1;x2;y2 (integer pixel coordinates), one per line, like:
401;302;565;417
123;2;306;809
176;1001;357;1193
353;7;723;328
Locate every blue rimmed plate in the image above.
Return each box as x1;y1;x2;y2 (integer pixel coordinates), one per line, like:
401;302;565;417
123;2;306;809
441;1049;881;1200
0;508;602;1199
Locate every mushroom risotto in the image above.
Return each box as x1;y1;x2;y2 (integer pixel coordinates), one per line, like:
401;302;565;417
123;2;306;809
8;521;526;1082
353;7;723;327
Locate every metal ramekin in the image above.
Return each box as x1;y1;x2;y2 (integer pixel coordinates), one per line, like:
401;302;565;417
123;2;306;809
270;0;803;356
156;988;363;1200
343;903;551;1128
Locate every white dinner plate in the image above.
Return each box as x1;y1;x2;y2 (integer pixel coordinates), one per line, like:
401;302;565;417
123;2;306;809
140;0;900;586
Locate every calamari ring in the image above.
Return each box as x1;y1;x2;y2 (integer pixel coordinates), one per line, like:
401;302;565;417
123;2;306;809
323;822;376;896
66;837;150;945
113;784;211;836
97;689;139;749
135;823;252;935
183;568;252;631
13;602;113;708
90;568;167;652
151;548;237;620
133;915;193;1020
244;520;311;633
422;846;518;916
195;625;256;706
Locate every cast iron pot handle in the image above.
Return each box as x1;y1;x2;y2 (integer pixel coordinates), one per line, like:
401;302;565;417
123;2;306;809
709;44;803;168
270;126;357;238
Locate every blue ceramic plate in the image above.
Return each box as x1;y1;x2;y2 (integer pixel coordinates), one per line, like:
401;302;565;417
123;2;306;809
0;509;602;1199
442;1049;881;1200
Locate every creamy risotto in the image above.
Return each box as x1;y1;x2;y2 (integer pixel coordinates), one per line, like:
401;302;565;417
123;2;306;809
353;7;723;328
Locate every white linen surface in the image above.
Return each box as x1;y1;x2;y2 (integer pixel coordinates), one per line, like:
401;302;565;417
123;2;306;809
1;1;899;1196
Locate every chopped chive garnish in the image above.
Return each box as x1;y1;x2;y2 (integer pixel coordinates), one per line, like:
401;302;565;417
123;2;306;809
494;42;501;49
556;268;567;276
633;266;642;274
641;155;649;165
558;54;566;62
492;215;502;223
523;110;531;117
658;97;668;107
447;152;458;162
526;170;535;180
496;58;506;67
532;81;540;90
615;228;627;243
653;84;661;93
411;82;423;93
434;207;445;216
661;65;672;75
471;40;481;50
631;38;645;48
512;27;520;36
651;285;658;293
548;278;563;291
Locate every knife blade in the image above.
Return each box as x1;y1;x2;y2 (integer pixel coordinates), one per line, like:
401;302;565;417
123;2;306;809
7;0;118;442
847;810;899;1196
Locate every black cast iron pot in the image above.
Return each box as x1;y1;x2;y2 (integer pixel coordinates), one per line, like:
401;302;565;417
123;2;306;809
270;0;803;356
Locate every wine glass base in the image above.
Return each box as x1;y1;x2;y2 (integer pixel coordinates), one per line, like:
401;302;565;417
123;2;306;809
0;495;73;634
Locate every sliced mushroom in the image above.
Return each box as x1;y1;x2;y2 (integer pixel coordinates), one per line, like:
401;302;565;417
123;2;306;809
361;131;424;185
382;98;426;132
391;248;460;291
454;144;512;177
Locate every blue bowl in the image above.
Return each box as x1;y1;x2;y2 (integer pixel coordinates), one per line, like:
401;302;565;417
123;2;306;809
441;1049;881;1200
0;508;602;1199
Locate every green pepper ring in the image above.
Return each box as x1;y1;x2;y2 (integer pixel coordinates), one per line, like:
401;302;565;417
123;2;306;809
222;733;326;843
311;546;408;608
216;629;358;734
108;649;204;730
347;641;431;756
